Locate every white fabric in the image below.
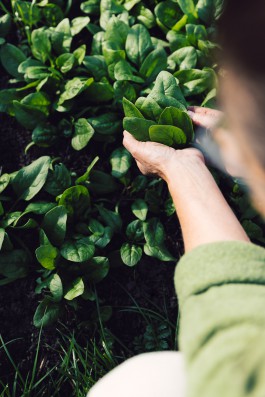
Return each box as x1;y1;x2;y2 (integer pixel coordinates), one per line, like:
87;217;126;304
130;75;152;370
87;351;186;397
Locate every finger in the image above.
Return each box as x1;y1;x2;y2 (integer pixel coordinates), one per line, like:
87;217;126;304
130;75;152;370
188;106;221;116
123;130;145;160
188;111;221;128
188;106;207;114
188;106;216;115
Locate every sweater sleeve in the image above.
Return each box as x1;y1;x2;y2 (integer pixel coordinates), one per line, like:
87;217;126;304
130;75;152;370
174;241;265;397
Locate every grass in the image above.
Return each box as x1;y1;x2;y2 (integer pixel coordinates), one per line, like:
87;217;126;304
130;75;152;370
0;282;178;396
0;326;118;397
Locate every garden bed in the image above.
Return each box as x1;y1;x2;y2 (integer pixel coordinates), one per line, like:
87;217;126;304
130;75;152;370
1;1;264;395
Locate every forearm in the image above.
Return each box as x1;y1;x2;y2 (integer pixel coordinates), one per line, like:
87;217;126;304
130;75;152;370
165;155;249;252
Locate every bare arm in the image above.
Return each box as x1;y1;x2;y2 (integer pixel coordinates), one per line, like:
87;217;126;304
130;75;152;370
123;129;249;252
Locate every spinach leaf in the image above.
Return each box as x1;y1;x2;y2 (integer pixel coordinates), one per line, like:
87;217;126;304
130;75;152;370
0;44;26;78
125;24;153;66
12;156;51;201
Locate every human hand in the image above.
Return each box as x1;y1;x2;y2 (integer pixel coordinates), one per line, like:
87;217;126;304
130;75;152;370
187;106;223;130
123;130;204;183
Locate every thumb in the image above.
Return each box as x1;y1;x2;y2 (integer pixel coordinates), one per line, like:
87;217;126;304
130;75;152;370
123;131;145;159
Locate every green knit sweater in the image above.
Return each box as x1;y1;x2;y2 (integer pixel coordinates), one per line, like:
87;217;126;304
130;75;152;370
175;241;265;397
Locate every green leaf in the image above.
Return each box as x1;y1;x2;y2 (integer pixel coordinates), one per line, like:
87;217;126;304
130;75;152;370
196;0;223;24
81;0;100;15
123;117;156;141
149;71;186;108
71;118;94;151
89;226;113;248
56;53;76;73
32;124;58;147
0;249;28;280
0;89;24;114
71;16;90;36
143;218;165;247
0;228;5;250
35;244;59;270
120;243;142;266
88;219;105;236
44;163;71;196
135;97;163;121
33;297;61;327
73;44;86;65
31;28;51;64
84;79;114;103
59;185;90;218
97;206;122;233
0;14;11;38
114;81;137;104
64;277;85;300
125;24;153;66
149;124;187;146
42;3;64;26
131;199;148;221
139;47;167;81
89;170;119;194
167;31;190;52
114;60;144;83
126;220;144;242
100;0;125;29
51;18;72;54
75;157;99;185
158;107;194;141
42;206;67;246
123;97;144;119
88;113;122;136
60;237;95;262
86;256;109;283
58;77;94;105
110;148;132;178
25;202;56;215
135;5;155;29
0;174;10;194
144;244;175;261
177;0;197;16
155;1;183;31
169;46;197;70
14;0;41;25
174;68;215;96
0;43;26;78
12;156;51;201
83;55;108;80
104;18;129;49
13;92;51;129
49;274;63;302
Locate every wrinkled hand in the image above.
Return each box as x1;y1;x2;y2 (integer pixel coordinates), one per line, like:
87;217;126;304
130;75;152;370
123;131;204;182
188;106;223;129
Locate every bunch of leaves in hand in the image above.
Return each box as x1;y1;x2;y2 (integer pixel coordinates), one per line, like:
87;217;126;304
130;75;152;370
123;71;194;147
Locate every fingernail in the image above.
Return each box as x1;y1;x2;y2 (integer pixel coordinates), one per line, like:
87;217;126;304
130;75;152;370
187;110;194;118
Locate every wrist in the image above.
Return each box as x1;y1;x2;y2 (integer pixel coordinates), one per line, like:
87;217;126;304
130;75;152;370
162;149;206;185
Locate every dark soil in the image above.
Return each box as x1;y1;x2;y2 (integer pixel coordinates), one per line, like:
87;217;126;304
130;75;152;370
0;114;181;394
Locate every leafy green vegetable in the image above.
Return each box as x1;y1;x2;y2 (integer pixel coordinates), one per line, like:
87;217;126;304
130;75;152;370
0;0;227;327
71;118;94;150
120;243;142;266
12;156;51;201
60;237;95;262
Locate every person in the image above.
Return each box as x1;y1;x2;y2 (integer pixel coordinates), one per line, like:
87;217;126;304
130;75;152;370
88;0;265;396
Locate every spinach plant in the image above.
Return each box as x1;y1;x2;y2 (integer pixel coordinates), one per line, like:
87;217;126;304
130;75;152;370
0;0;243;328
